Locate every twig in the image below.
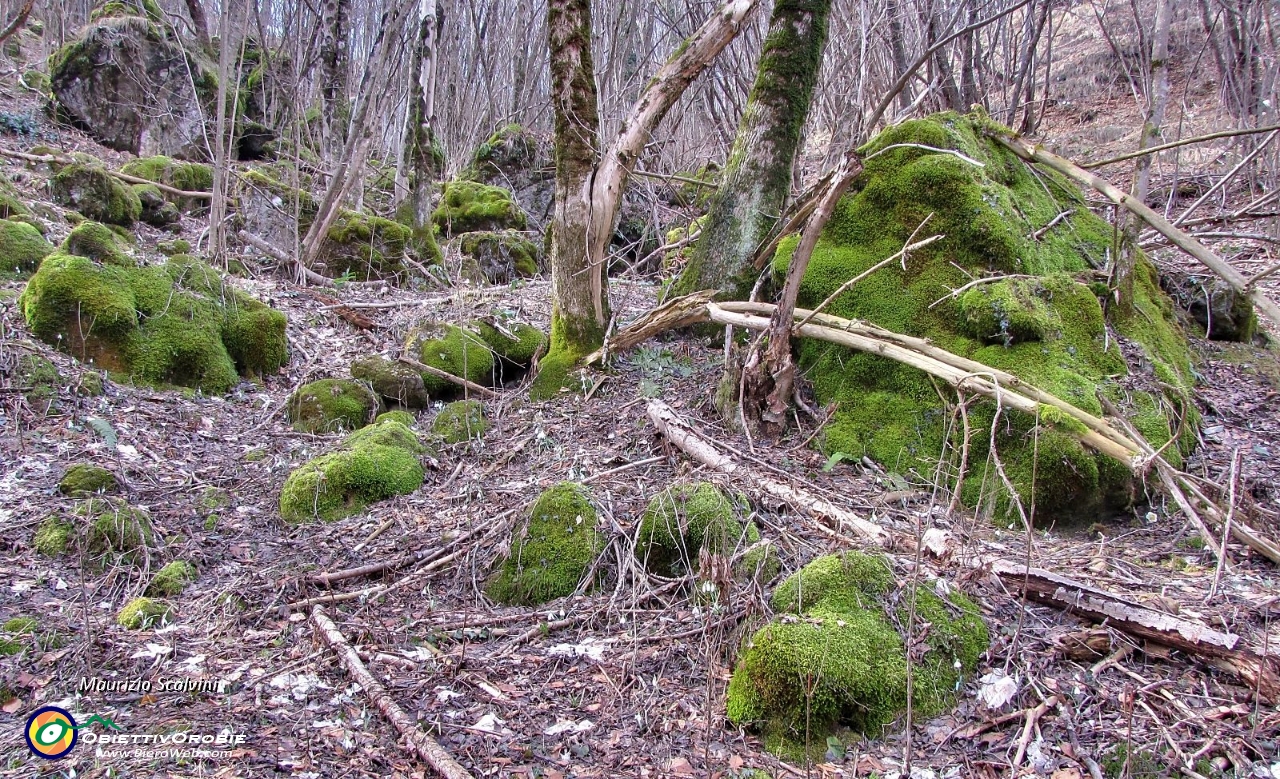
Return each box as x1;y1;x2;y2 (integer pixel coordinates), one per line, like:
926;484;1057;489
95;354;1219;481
311;607;475;778
1081;122;1280;168
1012;695;1059;769
1029;209;1073;240
1207;449;1240;601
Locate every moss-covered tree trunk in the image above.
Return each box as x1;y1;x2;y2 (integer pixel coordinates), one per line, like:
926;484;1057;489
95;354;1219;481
673;0;833;300
318;0;352;157
533;0;761;398
402;0;443;228
1114;0;1171;317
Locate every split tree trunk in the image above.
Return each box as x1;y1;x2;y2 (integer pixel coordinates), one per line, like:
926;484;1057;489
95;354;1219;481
534;0;760;396
673;0;834;300
1113;0;1171;317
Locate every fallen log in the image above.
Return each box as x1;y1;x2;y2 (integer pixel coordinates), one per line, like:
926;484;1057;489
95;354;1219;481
398;355;498;399
0;145;214;200
311;606;476;778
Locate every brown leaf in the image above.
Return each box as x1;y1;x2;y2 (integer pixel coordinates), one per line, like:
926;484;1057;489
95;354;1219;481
2;697;23;712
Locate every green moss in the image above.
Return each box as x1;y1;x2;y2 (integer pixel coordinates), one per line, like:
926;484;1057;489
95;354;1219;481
147;560;197;596
781;112;1193;524
199;486;230;512
82;498;154;565
375;410;415;426
132;183;180;226
58;463;119;496
278;437;425;523
408;323;497;395
117;597;171;629
157;239;191;256
1101;744;1163;778
351;356;431;408
467;123;538;182
323;210;414;281
431;181;526;237
0;218;54;278
0;175;30;219
343;418;426;453
433;399;488;443
0;617;39;655
50;163;141;226
62;221;134;266
487;482;604;605
529;310;596;400
119;156;213;193
16;353;61;407
33;517;72;556
288;378;380;433
477;320;547;366
637;483;759;577
458;230;541;282
727;552;988;758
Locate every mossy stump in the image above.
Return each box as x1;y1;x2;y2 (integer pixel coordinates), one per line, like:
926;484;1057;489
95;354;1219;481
779;112;1198;524
279;417;427;523
287;378;381;434
433;399;488;443
488;482;604;606
726;552;988;759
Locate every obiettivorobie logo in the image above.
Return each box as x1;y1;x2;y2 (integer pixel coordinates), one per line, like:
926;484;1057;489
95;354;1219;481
25;706;122;759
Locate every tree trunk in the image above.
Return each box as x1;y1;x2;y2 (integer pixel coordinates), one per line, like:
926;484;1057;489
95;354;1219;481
207;0;238;265
183;0;212;52
319;0;352;157
1113;0;1171;317
403;0;443;229
533;0;760;398
672;0;834;301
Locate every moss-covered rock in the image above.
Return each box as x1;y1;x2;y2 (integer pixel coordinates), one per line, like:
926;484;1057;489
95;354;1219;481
117;597;171;629
0;174;31;219
19;253;287;392
33;517;72;556
157;238;191;255
0;218;55;278
82;498;154;565
406;323;496;395
637;483;774;581
777;112;1196;523
287;378;381;433
0;617;39;655
120;155;213;194
278;417;426;523
14;353;61;408
351;356;430;408
62;221;134;266
433;399;488;443
321;210;414;281
431;181;526;237
488;482;604;605
146;560;197;595
726;552;988;758
468;124;539;183
50;163;141;226
58;463;119;496
375;409;415;426
459;230;541;284
132;183;181;227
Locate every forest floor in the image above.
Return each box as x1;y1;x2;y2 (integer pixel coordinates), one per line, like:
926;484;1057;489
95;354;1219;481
4;27;1280;779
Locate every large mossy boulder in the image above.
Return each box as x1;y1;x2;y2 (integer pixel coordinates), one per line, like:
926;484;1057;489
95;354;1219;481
120;155;214;194
431;180;526;237
278;417;427;522
1160;271;1257;343
488;482;604;605
459;230;541;284
727;552;988;758
318;211;415;281
132;183;180;227
405;319;547;396
636;483;773;581
779;112;1197;523
49;15;214;158
0;218;55;278
50;163;141;226
287;378;381;433
19;246;288;392
351;356;430;408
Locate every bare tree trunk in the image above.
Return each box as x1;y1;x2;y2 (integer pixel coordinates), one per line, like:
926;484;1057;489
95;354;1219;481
1113;0;1171;317
673;0;834;300
533;0;760;398
319;0;352;157
403;0;442;228
207;0;238;265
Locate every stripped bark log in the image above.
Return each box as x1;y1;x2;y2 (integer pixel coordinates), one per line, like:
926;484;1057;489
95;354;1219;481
311;606;476;777
988;132;1280;328
989;560;1278;703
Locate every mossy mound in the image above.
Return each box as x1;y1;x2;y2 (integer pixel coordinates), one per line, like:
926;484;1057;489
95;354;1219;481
132;183;180;227
431;181;526;237
375;410;415;426
351;356;430;408
488;482;604;605
0;175;30;218
146;560;197;596
117;597;171;629
33;517;72;556
0;218;55;278
15;353;61;408
157;238;191;255
459;230;540;284
0;617;39;656
637;483;773;580
321;210;414;281
467;124;538;182
19;252;288;392
727;552;988;758
50;163;141;226
119;155;213;194
58;463;119;496
287;378;381;433
81;498;154;566
433;400;488;443
62;221;134;266
278;417;426;523
406;319;547;397
776;112;1197;524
